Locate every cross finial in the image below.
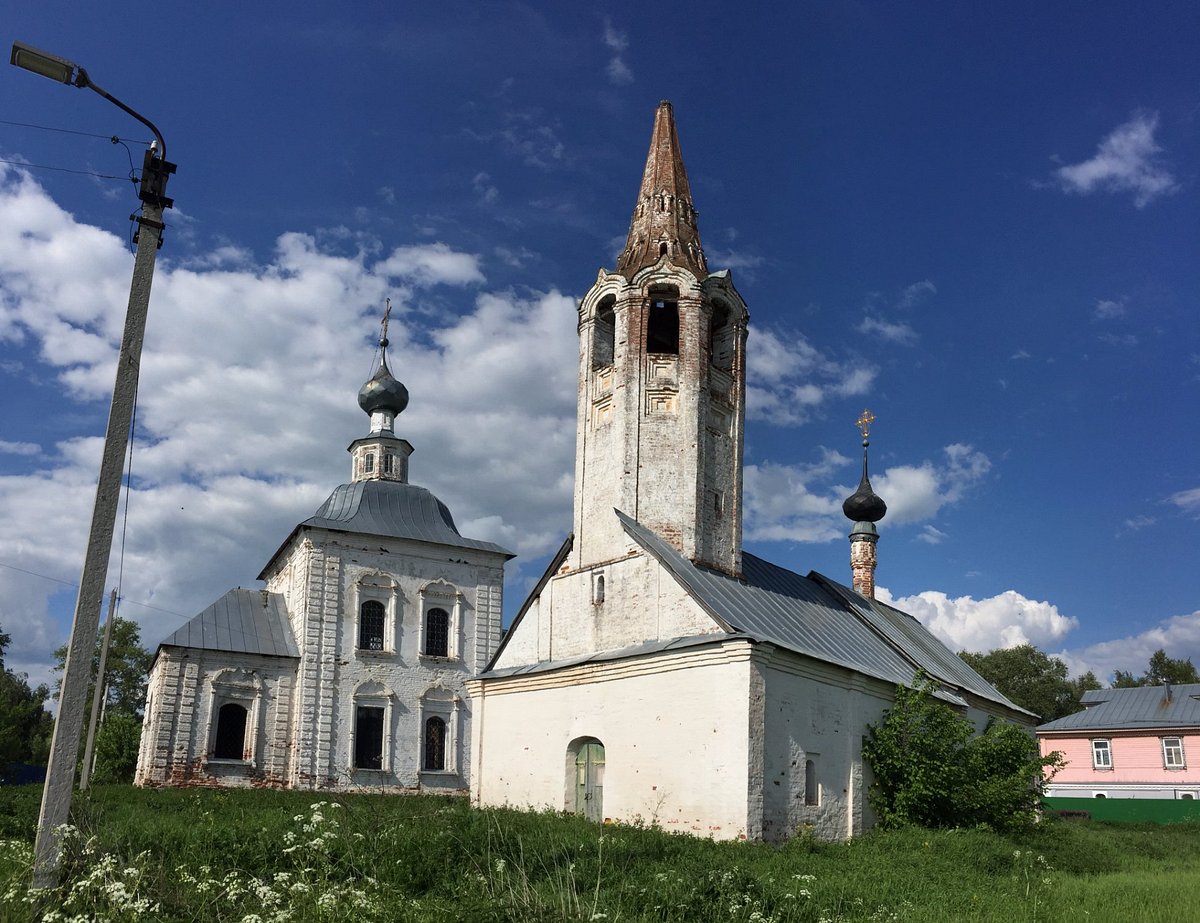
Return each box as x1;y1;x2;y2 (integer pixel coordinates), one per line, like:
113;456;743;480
855;408;876;441
380;298;392;350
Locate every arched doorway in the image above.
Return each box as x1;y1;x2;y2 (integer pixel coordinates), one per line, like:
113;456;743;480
570;738;605;822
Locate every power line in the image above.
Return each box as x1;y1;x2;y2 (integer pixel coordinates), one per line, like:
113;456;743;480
0;157;131;183
0;560;186;618
0;118;151;147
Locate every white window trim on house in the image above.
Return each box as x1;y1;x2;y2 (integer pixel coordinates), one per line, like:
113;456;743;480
419;689;460;776
353;573;400;655
205;669;263;766
350;682;396;774
1162;736;1186;770
418;582;463;660
1091;738;1113;770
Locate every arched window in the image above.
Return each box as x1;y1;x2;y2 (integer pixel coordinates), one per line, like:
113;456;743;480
424;716;447;771
804;759;819;806
646;297;679;355
364;453;375;474
593;573;605;605
425;608;450;657
592;297;616;369
213;703;248;760
359;600;385;651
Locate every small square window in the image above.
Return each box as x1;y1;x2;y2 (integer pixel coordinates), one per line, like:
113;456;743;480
1092;739;1112;769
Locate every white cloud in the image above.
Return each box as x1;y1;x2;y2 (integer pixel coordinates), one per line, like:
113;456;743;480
897;280;936;309
472;172;499;206
743;443;988;543
0;440;39;456
1059;610;1200;682
1009;349;1031;360
746;328;876;426
1169;487;1200;516
916;524;946;545
602;19;634;85
871;444;990;525
375;242;485;286
858;314;917;345
877;586;1078;653
1093;298;1126;320
1054;112;1178;208
0;166;577;686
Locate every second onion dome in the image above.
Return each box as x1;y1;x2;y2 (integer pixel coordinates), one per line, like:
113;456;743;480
842;409;887;523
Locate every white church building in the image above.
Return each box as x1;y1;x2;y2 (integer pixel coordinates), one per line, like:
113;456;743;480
135;337;512;792
137;101;1030;841
466;101;1033;841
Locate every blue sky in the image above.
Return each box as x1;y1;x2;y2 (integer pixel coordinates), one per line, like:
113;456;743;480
2;1;1197;690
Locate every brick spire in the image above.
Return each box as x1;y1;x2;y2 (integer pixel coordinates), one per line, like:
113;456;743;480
615;101;708;280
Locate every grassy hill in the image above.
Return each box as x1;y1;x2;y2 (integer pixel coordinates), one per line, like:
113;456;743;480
0;785;1195;921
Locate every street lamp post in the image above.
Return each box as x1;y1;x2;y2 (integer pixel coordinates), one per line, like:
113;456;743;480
10;41;176;888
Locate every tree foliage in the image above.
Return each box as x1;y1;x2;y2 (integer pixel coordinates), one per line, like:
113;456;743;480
959;643;1100;722
0;626;54;778
862;674;1063;832
53;616;153;718
52;615;153;784
1112;648;1199;688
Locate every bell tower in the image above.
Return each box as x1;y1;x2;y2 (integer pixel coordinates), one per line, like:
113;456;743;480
571;101;749;576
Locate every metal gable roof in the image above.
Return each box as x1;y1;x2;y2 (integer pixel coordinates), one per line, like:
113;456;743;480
1038;683;1200;733
159;587;299;658
614;511;1022;714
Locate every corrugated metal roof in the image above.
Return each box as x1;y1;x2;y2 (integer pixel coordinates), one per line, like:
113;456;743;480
614;511;1021;714
159;588;300;658
485;633;734;679
1038;683;1200;732
302;480;513;556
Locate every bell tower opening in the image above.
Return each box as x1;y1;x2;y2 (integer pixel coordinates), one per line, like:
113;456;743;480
592;296;616;369
646;285;679;355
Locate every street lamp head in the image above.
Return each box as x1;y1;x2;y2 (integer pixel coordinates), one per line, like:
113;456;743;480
10;41;90;88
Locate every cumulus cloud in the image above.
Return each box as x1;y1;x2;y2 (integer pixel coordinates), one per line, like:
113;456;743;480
1053;112;1178;208
871;444;990;525
877;586;1078;653
0;441;39;456
1059;610;1200;682
602;19;634;85
743;443;988;543
0;165;577;686
746;328;876;426
916;524;946;545
1093;298;1126;320
897;280;936;309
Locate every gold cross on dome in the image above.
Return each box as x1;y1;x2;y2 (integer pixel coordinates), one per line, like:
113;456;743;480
855;409;876;439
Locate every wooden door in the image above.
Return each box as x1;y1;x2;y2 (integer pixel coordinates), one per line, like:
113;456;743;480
574;741;605;822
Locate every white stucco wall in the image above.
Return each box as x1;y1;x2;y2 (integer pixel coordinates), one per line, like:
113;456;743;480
493;546;719;671
472;642;757;839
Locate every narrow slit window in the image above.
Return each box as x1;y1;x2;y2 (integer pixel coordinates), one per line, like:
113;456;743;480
804;759;819;806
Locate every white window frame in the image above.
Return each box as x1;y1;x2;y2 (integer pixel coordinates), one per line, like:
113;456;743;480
354;573;398;655
206;669;262;765
419;690;460;776
1162;736;1186;770
1091;738;1113;770
350;683;395;774
419;582;462;660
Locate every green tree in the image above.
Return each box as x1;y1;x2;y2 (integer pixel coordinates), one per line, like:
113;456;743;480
1112;648;1198;688
52;615;153;784
863;673;1063;832
0;626;55;779
53;616;153;718
959;644;1091;722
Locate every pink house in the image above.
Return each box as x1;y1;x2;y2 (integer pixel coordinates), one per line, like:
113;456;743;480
1037;683;1200;802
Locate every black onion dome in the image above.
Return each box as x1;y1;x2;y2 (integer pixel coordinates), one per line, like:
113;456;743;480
842;449;887;523
357;360;409;416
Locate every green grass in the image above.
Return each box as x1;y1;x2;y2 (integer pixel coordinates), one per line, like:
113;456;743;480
0;785;1197;921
